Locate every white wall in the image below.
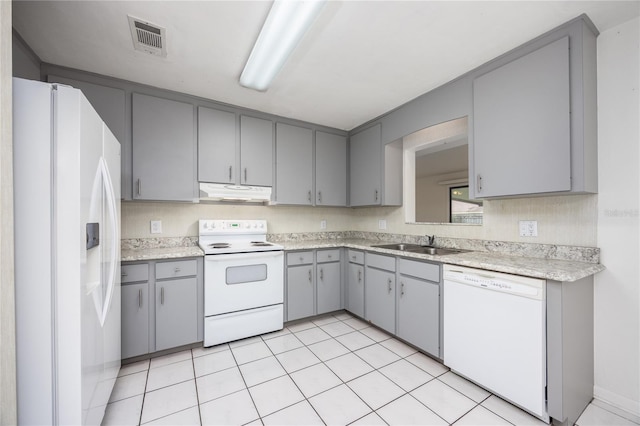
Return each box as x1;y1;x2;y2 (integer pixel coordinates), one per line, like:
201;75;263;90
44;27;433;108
1;0;17;423
594;16;640;417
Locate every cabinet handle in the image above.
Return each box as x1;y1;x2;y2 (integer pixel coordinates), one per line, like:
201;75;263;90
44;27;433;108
137;179;141;196
122;272;128;277
244;168;247;183
352;255;357;260
308;190;312;203
300;256;304;263
229;166;232;181
161;287;164;305
308;269;312;283
174;267;181;273
401;282;405;297
477;174;483;193
375;189;379;202
320;268;324;281
387;278;392;293
318;191;322;203
138;289;142;308
358;270;362;282
327;254;332;260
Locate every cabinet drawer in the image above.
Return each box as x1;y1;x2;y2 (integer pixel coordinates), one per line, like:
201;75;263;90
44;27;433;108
347;250;364;265
287;251;314;265
156;259;198;280
398;258;440;283
121;263;149;283
317;249;340;263
366;252;396;272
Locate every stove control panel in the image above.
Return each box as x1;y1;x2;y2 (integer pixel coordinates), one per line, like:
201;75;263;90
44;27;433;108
199;219;267;235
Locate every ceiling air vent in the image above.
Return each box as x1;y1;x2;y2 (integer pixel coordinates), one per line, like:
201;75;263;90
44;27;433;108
128;15;167;57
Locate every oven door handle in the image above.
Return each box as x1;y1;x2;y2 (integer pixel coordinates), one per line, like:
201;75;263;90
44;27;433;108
204;250;284;261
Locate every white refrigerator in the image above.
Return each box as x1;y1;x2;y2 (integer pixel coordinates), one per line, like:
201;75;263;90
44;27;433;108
13;78;121;425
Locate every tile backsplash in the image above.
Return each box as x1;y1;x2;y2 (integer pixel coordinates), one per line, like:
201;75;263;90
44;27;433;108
121;193;597;247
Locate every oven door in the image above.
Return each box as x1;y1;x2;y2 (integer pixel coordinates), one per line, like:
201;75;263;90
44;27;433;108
204;250;284;316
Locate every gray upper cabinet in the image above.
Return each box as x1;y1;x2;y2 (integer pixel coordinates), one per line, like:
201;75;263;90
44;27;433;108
198;106;236;184
276;123;313;204
315;131;347;206
132;93;196;201
473;37;571;198
350;124;382;206
349;124;402;207
240;115;273;186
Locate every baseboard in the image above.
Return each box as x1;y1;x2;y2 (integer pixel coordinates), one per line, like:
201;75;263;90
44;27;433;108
593;386;640;424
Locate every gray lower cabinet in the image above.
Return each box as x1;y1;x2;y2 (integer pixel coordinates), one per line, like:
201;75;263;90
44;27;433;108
315;131;347;206
155;277;198;352
316;249;341;314
364;253;396;334
121;258;203;359
346;250;365;318
132;93;196;201
286;263;315;322
397;259;441;357
121;263;150;359
275;123;313;205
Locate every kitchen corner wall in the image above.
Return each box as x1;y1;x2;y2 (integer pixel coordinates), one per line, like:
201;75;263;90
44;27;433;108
594;16;640;418
122;193;597;247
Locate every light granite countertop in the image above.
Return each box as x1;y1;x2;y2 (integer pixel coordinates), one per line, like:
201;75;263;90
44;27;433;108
279;239;604;282
121;236;604;282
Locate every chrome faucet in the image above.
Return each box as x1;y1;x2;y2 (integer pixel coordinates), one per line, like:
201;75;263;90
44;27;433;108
424;235;435;246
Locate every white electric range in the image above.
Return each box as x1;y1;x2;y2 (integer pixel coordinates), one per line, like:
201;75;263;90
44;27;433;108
198;220;284;347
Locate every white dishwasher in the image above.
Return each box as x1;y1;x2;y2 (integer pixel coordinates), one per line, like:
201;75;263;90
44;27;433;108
443;265;549;423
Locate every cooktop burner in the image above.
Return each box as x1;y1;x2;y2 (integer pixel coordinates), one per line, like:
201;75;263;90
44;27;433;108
209;243;231;249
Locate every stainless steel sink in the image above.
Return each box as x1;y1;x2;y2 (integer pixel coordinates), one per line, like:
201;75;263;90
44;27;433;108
371;243;468;256
371;243;422;251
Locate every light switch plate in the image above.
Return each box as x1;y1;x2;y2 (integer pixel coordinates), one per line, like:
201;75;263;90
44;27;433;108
378;219;387;230
150;220;162;234
320;220;327;229
519;220;538;237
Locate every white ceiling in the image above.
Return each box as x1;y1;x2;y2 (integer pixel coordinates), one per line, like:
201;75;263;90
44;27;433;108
12;1;640;131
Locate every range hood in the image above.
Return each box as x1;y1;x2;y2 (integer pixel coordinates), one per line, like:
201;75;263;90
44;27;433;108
199;182;272;203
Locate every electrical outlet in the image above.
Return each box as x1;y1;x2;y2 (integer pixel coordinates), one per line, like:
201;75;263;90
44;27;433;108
150;220;163;234
378;219;387;230
320;220;327;229
519;220;538;237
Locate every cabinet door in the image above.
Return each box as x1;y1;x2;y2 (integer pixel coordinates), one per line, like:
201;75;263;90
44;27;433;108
398;276;439;357
276;123;313;204
473;37;570;198
347;263;364;318
121;283;149;359
365;267;395;333
317;262;341;314
198;107;236;184
350;124;381;206
132;93;195;201
286;266;315;321
240;115;273;186
316;131;347;206
155;277;198;351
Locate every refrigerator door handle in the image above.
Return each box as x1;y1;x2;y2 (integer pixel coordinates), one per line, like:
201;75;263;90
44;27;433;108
100;157;120;326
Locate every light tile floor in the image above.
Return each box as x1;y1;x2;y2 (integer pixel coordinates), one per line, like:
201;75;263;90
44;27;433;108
104;312;638;426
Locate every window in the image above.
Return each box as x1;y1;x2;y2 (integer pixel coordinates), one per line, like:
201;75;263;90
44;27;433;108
450;186;483;224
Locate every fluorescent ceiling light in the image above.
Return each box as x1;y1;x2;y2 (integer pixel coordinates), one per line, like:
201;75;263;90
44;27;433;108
240;0;326;91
